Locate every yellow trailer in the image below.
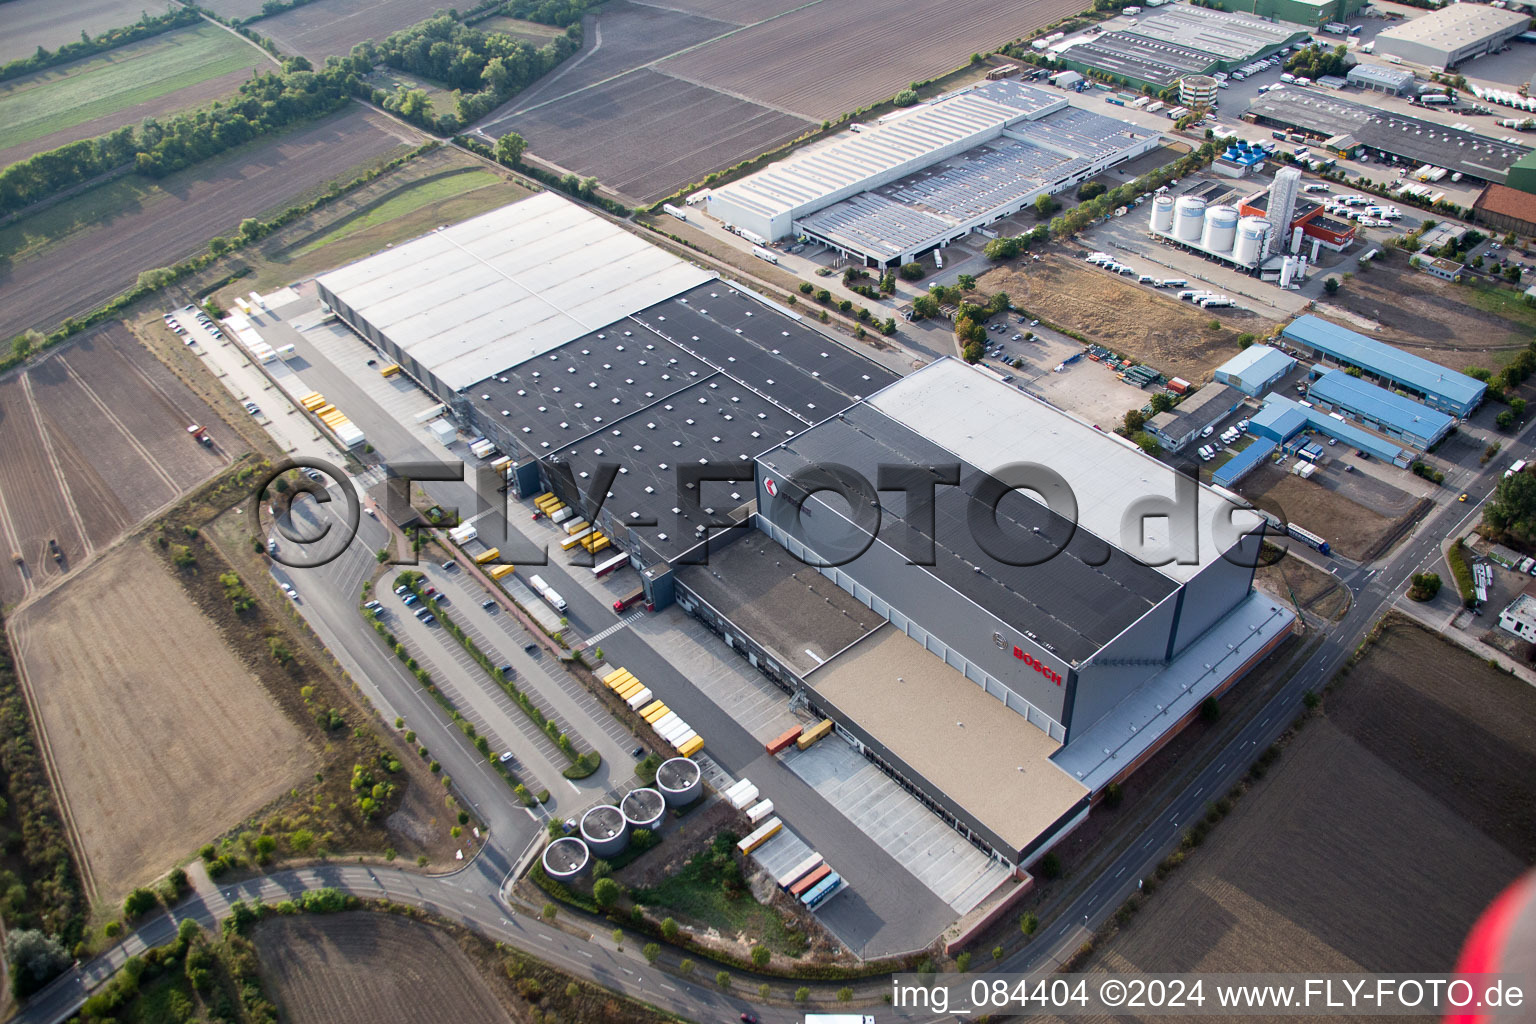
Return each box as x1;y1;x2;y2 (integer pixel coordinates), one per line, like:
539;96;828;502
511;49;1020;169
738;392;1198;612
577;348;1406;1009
535;494;561;510
564;519;590;535
300;392;326;410
379;364;400;378
678;735;705;758
587;536;611;554
796;719;834;750
643;703;671;724
473;548;501;565
617;679;644;700
608;671;637;691
488;563;515;579
602;667;628;687
559;530;592;551
533;492;554;505
639;699;666;719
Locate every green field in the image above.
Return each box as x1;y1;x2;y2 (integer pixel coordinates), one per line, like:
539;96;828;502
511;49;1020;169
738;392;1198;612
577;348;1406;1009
0;24;263;153
292;169;504;256
0;174;161;263
475;15;566;41
630;834;809;955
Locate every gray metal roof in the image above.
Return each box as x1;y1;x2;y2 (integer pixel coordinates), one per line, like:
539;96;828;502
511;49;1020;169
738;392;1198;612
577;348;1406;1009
1346;64;1416;90
1246;88;1531;183
1146;383;1244;438
1374;4;1528;52
1061;33;1216;87
315;194;713;390
1122;2;1305;61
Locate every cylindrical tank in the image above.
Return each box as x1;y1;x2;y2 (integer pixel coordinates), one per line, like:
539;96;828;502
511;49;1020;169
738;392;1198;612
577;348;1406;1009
656;756;702;806
1173;196;1206;242
541;836;590;880
1233;216;1269;265
1279;256;1297;289
1150;194;1175;233
1200;205;1239;253
621;787;666;831
579;805;629;858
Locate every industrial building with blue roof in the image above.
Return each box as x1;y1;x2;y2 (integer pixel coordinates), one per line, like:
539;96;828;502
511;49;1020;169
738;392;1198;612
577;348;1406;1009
1279;315;1486;417
1249;393;1410;466
1306;369;1455;450
1214;345;1297;396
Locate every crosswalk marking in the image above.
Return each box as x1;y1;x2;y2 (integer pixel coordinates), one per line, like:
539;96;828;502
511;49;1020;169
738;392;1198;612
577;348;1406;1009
575;612;643;650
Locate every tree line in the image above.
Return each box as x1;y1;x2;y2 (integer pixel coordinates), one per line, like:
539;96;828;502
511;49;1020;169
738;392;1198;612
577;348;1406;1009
354;14;579;132
0;7;202;84
0;60;361;218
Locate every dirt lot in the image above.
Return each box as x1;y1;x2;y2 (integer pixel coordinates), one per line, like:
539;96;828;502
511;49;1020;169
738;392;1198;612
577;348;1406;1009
1239;462;1428;563
657;0;1086;121
1314;251;1536;375
0;0;174;64
0;323;231;608
7;542;313;902
255;0;445;64
1253;548;1349;621
1074;616;1534;984
256;912;514;1024
977;254;1277;386
501;69;814;202
0;105;418;341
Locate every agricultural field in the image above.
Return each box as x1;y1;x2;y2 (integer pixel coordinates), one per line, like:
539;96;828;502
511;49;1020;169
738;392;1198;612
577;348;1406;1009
0;0;175;65
363;68;455;118
226;148;533;291
0;105;418;341
0;322;231;608
1316;252;1536;374
254;0;445;65
196;0;283;20
254;913;515;1024
655;0;1086;121
0;23;267;169
1239;462;1428;563
7;542;313;902
636;0;806;24
977;254;1275;386
492;69;813;203
473;14;567;46
1071;616;1533;987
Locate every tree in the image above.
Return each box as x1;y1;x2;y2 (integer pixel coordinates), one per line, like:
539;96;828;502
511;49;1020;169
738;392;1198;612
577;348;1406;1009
679;958;696;976
1123;408;1146;434
494;131;527;165
750;944;770;968
1201;695;1221;722
592;877;620;907
1134;432;1161;455
899;262;926;281
894;88;919;106
661;917;679;941
984;235;1021;261
1513;397;1528;419
838;987;855;1002
795;987;811;1002
1498;410;1516;431
643;942;660;963
1323;277;1340;295
1034;193;1059;217
715;970;731;989
956;951;972;972
1149;392;1174;414
1407;572;1441;601
7;930;70;998
1077;180;1106;202
957;273;976;290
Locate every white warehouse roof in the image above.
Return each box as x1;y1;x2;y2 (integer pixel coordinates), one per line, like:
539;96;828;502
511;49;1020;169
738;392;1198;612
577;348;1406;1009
866;359;1260;583
1374;4;1528;53
316;193;713;390
709;82;1064;230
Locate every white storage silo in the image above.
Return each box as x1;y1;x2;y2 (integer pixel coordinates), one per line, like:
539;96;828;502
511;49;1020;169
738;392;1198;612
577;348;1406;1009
1233;217;1269;266
541;836;590;880
1200;205;1239;253
1150;194;1175;234
579;804;629;858
1173;196;1206;242
621;787;666;832
656;756;702;806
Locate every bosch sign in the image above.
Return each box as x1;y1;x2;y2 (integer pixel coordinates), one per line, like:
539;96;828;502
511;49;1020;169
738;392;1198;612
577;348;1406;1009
995;632;1062;685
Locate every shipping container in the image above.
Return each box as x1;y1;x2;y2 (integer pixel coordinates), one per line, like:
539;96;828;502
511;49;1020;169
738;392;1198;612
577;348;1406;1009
736;818;782;854
625;687;654;710
766;726;803;755
776;853;824;890
797;719;834;750
746;799;775;824
593;551;628;577
727;781;759;808
802;872;844;909
790;863;832;897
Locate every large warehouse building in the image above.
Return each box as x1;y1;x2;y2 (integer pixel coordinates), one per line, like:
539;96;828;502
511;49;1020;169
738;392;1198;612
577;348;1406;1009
1058;3;1309;91
320;194;1295;870
707;81;1158;264
1371;4;1530;70
1305;368;1455;449
1245;88;1532;184
1280;314;1486;416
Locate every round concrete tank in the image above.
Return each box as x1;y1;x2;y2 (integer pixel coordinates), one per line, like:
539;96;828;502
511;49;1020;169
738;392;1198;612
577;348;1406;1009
656;756;702;806
579;805;629;858
1200;205;1239;253
541;836;590;880
1173;196;1206;242
1233;216;1269;266
1150;194;1175;233
621;787;666;831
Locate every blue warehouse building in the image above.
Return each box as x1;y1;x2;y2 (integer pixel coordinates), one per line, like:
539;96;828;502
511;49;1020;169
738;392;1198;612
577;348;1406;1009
1306;369;1455;450
1212;439;1278;489
1280;315;1485;417
1213;345;1297;397
1250;393;1411;466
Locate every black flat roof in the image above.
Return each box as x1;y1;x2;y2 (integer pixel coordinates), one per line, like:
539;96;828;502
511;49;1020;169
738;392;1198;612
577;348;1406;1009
471;282;900;563
757;404;1176;665
1246;89;1531;184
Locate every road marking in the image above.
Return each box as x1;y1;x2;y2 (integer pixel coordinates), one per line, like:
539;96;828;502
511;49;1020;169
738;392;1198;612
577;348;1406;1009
581;950;594;958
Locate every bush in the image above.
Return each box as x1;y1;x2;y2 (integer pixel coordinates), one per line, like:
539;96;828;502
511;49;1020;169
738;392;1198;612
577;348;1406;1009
643;942;660;963
1020;911;1039;936
899;262;926;281
716;970;732;990
894;88;919;106
1408;572;1442;602
1036;853;1061;880
751;944;770;968
123;887;158;919
593;877;621;908
661;917;680;941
